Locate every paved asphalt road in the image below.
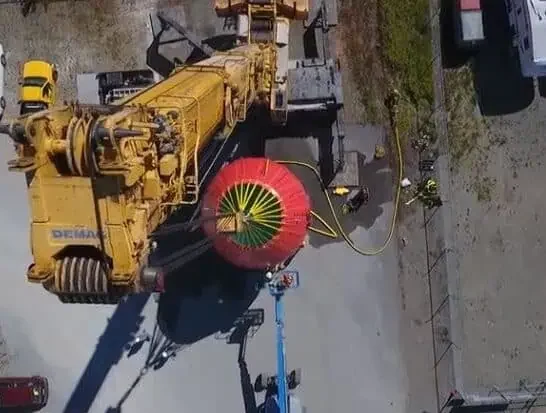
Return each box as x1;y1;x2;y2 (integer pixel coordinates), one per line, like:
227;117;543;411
0;1;408;412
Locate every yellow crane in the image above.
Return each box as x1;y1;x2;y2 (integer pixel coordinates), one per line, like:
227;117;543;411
0;0;309;304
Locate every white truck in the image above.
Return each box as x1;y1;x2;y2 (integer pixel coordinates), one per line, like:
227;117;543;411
505;0;546;77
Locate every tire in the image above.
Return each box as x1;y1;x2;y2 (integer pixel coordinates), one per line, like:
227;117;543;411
0;97;5;110
0;54;5;67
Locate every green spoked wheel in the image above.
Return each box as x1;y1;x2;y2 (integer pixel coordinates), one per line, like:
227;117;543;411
218;182;283;248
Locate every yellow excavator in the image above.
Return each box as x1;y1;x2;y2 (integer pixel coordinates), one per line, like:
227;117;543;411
0;0;309;304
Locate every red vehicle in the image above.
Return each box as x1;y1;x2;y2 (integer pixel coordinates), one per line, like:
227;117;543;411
454;0;486;50
0;376;49;410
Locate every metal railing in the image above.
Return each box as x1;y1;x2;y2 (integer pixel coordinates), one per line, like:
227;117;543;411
105;87;145;105
444;382;546;412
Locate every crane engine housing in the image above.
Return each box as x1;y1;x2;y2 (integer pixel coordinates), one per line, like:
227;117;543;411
1;0;309;303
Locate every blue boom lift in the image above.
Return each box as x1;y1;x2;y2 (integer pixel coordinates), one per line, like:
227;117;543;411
255;270;304;413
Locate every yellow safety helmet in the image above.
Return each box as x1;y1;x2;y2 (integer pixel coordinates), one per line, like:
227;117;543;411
333;187;350;196
424;179;437;191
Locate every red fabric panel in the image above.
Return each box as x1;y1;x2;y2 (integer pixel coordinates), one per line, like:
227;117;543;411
202;157;310;269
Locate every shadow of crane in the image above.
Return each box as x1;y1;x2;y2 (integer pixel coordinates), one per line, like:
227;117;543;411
155;243;264;345
62;293;150;413
103;301;265;413
104;321;188;413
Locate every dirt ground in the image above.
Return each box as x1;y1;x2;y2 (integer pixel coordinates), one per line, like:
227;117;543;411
450;90;546;390
0;0;188;116
338;0;388;124
443;0;546;392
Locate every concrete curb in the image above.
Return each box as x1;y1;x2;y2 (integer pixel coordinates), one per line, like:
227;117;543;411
428;0;465;399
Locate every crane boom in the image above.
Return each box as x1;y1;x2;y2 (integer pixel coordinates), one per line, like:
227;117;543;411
0;0;309;304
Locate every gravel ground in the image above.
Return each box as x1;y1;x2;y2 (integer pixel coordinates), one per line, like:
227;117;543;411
0;0;155;113
453;96;546;390
0;0;196;115
443;0;546;392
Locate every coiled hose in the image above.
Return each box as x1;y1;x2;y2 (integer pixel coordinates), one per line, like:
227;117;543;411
276;91;403;256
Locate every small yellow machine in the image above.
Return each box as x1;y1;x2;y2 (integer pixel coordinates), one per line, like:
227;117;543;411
1;0;309;304
19;60;57;115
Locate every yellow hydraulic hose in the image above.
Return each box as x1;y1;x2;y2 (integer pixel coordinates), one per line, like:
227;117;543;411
276;91;403;256
309;210;338;238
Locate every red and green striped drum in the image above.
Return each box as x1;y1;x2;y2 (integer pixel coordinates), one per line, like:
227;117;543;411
202;157;311;269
